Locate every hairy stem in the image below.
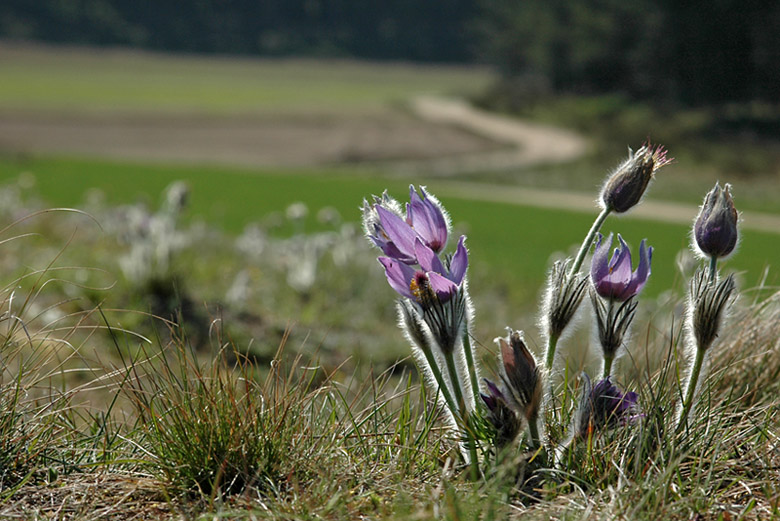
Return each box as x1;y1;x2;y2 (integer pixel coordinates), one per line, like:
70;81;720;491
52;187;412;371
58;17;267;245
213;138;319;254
444;350;466;418
527;416;541;450
570;206;612;278
545;334;559;372
602;354;614;379
461;330;480;410
678;347;707;431
418;344;459;421
708;256;718;284
444;350;480;479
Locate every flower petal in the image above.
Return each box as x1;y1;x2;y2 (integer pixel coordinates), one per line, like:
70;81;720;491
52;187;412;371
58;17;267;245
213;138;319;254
591;233;612;283
376;205;418;261
378;257;416;299
632;240;653;293
427;271;458;300
448;235;468;284
414;238;445;274
408;185;448;253
420;187;449;250
608;234;633;283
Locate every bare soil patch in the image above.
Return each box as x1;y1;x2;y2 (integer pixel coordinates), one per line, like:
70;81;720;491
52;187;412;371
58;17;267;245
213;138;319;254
0;109;504;168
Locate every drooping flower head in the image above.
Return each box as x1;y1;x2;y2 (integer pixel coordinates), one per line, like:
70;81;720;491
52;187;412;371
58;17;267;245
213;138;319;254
693;182;738;259
495;329;542;424
362;185;450;263
591;233;652;302
600;143;672;213
574;373;640;440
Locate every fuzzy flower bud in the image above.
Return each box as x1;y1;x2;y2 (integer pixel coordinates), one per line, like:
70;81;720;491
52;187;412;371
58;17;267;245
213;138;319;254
688;268;736;352
496;329;543;425
542;259;588;342
693;183;738;259
601;143;672;213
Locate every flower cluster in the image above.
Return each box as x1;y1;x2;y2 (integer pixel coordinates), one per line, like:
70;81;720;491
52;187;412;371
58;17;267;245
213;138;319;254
363;186;481;465
361;142;742;474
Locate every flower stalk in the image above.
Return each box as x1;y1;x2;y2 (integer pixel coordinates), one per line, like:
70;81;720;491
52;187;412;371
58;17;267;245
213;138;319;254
461;330;481;411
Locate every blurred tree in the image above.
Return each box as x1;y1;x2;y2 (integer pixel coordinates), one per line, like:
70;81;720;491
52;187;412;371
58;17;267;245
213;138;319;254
0;0;478;62
2;0;777;105
476;0;780;105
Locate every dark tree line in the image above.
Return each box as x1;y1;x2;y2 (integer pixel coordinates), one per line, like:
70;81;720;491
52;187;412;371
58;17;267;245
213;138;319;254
0;0;477;62
476;0;780;105
2;0;778;105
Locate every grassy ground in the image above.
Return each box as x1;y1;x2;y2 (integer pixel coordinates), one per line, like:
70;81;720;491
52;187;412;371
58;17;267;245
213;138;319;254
0;193;777;519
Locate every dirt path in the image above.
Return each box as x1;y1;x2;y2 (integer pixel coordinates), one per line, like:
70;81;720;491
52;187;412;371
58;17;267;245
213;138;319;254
0;94;585;172
406;96;588;174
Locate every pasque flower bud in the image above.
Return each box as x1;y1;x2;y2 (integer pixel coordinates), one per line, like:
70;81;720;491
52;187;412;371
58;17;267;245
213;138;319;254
601;143;671;213
693;183;738;259
496;329;542;425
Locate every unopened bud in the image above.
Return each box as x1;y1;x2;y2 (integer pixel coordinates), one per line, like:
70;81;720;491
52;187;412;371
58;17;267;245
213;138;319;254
496;329;542;424
601;143;671;213
693;183;738;259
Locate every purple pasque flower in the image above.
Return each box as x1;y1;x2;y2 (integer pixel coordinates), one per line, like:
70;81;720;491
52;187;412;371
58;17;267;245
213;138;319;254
575;373;640;439
591;233;652;301
378;236;468;304
363;185;450;263
693;182;738;259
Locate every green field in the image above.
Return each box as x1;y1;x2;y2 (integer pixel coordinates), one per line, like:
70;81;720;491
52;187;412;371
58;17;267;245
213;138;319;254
0;45;494;115
0;155;775;305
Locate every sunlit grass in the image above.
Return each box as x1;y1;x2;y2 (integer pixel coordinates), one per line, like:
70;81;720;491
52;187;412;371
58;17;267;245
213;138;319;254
0;181;776;519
